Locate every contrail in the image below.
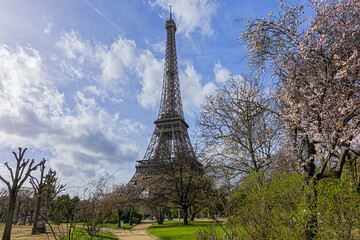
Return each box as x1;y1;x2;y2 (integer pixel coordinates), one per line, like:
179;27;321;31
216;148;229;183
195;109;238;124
83;0;125;35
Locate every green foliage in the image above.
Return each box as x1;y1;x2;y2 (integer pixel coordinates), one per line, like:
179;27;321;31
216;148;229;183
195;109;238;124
230;173;303;239
119;210;142;224
196;225;226;240
197;168;360;240
95;207;112;224
316;174;360;240
50;194;80;224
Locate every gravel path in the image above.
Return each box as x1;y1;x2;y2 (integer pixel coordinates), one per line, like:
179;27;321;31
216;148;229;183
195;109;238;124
108;220;159;240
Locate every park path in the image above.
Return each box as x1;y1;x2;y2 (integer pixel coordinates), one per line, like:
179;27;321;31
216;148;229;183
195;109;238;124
0;221;159;240
107;220;159;240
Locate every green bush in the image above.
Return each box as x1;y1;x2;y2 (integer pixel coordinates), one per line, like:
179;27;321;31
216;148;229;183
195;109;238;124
198;169;360;240
316;174;360;240
120;210;143;224
233;173;303;239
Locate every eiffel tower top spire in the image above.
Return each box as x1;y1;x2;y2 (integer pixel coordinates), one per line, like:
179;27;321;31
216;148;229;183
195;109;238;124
158;6;184;120
169;5;173;19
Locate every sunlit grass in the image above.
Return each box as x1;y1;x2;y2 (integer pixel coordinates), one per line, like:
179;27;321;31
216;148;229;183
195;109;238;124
149;220;225;240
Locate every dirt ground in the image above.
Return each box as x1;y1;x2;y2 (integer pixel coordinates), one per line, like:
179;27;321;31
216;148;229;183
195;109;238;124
0;225;55;240
0;220;159;240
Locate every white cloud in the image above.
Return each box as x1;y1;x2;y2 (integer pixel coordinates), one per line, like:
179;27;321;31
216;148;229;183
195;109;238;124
149;0;217;38
55;30;217;114
59;60;84;79
95;37;137;85
136;51;164;109
43;14;54;34
44;21;54;34
214;60;231;83
180;62;216;114
152;40;166;53
57;31;231;117
56;30;164;108
56;30;138;86
0;44;143;186
56;30;93;60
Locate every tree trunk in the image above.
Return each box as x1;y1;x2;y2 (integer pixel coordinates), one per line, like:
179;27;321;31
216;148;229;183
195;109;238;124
157;211;164;225
31;197;42;235
157;216;164;224
303;183;318;240
183;206;189;225
117;209;122;228
2;193;16;240
156;208;165;224
29;210;33;225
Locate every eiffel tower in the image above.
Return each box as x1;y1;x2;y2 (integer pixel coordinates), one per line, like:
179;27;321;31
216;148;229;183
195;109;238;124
130;9;197;184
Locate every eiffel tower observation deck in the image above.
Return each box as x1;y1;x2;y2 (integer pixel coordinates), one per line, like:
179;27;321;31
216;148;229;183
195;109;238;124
130;9;197;184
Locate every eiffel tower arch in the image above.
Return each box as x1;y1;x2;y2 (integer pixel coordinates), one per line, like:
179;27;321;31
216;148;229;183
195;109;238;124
130;10;199;184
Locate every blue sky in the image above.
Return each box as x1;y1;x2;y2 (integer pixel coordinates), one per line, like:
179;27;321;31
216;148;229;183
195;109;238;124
0;0;304;191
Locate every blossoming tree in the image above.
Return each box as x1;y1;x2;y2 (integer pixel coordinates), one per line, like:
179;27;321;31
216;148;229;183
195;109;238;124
239;0;360;238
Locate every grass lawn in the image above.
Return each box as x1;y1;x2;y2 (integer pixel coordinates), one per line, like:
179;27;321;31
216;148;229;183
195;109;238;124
149;221;225;240
59;227;117;240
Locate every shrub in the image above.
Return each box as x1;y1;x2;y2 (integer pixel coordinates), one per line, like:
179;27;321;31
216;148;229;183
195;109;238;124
120;210;143;224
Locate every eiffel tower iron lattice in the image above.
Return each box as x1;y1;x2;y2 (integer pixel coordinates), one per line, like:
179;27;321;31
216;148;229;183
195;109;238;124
130;10;198;184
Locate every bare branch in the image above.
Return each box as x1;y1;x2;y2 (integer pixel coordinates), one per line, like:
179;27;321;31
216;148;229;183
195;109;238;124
4;162;14;182
0;174;10;189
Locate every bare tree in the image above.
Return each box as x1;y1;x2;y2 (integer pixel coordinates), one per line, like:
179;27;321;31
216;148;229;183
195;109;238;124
166;156;208;225
30;160;46;234
0;147;45;240
111;184;132;228
29;162;65;234
135;178;169;225
140;154;206;225
198;76;282;179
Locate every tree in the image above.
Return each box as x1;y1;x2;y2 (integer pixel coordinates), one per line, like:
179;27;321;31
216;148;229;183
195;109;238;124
41;169;66;218
111;184;132;228
13;187;34;225
136;178;169;225
76;177;118;237
30;160;46;234
198;76;282;177
168;157;209;225
0;147;45;240
239;0;360;238
30;165;65;234
142;154;206;225
50;194;80;224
